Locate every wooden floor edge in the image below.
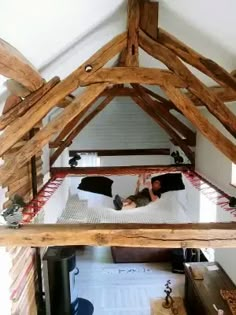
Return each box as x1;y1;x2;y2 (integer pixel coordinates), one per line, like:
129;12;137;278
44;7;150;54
0;223;236;247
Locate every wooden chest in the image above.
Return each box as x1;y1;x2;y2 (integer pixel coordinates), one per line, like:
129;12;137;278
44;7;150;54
184;262;236;315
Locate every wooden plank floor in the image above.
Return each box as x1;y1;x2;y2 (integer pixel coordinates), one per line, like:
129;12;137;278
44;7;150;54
76;246;185;315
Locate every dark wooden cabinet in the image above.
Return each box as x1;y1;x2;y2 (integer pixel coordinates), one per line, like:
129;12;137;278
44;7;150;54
184;262;236;315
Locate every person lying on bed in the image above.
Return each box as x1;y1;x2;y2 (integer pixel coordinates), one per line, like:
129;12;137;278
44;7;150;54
113;174;162;210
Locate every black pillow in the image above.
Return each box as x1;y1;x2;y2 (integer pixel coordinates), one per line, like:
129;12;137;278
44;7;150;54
151;173;185;194
78;176;113;197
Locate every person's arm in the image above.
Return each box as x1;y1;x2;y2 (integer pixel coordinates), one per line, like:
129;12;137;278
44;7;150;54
135;175;142;194
148;188;158;202
146;180;159;202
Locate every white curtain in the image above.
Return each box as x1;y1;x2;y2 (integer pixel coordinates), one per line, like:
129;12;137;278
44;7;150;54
79;152;100;167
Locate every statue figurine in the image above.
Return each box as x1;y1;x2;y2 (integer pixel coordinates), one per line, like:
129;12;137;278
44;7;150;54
69;154;81;168
162;280;174;309
162;280;179;315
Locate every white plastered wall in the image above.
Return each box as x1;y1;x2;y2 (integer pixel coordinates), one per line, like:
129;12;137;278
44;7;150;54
195;103;236;283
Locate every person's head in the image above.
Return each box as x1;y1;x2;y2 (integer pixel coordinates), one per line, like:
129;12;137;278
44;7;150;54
152;179;161;191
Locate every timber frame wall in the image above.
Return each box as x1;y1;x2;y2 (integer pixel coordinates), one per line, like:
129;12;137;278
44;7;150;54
0;0;236;247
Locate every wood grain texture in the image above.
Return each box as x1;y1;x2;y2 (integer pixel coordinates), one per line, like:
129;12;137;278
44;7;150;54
0;38;43;91
139;29;236;137
162;84;236;163
185;262;235;315
188;86;236;106
49;98;97;148
126;0;140;66
0;77;60;130
140;0;159;39
50;95;114;165
0;84;108;185
139;86;175;109
81;67;186;87
132;96;195;163
0;223;236;247
6;79;31;97
0;32;127;157
158;28;236;91
132;84;196;145
50;165;191;176
2;95;21;114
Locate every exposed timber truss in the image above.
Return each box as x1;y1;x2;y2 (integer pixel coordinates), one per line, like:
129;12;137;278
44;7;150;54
0;0;236;246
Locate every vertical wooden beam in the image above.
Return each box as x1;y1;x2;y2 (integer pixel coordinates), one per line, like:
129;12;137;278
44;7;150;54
162;84;236;163
50;95;114;166
132;96;195;163
139;0;159;39
126;0;140;66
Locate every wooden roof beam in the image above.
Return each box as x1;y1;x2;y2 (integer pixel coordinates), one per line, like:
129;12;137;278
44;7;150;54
69;149;170;156
51;165;190;177
125;0;140;66
49;97;99;148
132;95;195;163
0;83;109;185
0;32;127;157
158;28;236;92
0;38;43;91
162;84;236;163
0;223;236;247
132;84;196;145
139;29;236;138
81;67;186;87
139;0;159;39
0;77;60;130
50;95;114;165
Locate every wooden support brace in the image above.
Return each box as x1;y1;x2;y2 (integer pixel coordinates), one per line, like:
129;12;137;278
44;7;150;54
2;95;22;114
0;38;43;91
81;67;186;87
139;86;175;110
139;0;159;39
0;83;109;185
126;0;140;66
50;95;114;166
0;32;127;157
50;97;98;148
162;84;236;163
132;96;195;163
139;29;236;137
158;28;236;92
0;77;60;130
69;149;171;156
0;223;236;247
132;84;196;145
51;165;190;177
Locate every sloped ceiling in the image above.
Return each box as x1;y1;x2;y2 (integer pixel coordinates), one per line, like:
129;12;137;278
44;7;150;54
1;0;236;91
